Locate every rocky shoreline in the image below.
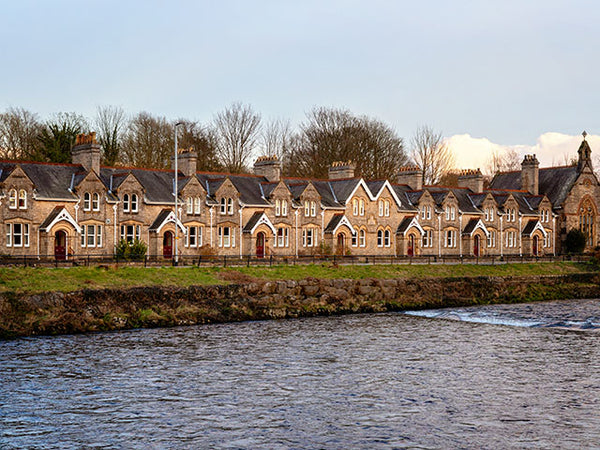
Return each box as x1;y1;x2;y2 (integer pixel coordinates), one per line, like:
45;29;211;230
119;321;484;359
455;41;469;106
1;273;599;339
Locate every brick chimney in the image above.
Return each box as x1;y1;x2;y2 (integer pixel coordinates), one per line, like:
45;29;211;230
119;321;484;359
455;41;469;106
328;161;356;180
521;154;539;195
253;155;282;182
171;148;198;178
396;165;422;190
457;168;483;193
72;132;101;174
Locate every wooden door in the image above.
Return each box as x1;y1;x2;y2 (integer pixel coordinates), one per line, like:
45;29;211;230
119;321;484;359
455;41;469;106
163;231;173;259
256;232;265;258
54;230;66;260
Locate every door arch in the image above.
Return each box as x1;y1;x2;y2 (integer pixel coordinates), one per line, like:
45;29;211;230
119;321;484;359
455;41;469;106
407;235;414;256
474;235;480;257
256;232;265;258
54;230;67;260
163;231;173;259
337;233;346;255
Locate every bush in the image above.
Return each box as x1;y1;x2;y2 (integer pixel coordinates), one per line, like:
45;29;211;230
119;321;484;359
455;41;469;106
115;239;148;260
564;229;587;254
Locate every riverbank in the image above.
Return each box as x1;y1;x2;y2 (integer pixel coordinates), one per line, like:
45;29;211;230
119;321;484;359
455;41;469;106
1;263;599;338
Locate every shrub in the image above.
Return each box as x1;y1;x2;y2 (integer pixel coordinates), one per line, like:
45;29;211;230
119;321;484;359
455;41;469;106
115;239;148;260
564;229;586;254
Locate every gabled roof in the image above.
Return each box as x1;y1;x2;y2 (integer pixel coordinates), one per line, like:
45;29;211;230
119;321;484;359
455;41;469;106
0;161;81;200
39;205;81;233
243;211;276;234
396;216;424;236
312;180;343;208
148;208;186;233
324;214;356;235
462;218;489;237
522;219;548;237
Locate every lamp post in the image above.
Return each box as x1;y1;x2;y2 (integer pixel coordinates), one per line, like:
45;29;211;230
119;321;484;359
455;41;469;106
174;122;183;265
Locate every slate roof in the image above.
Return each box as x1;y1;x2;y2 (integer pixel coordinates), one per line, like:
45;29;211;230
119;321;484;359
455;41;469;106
243;211;265;232
0;161;81;200
489;166;579;208
324;214;344;233
462;218;481;235
312;180;343;208
39;205;66;229
284;180;309;200
389;184;418;211
397;216;415;233
522;219;540;236
149;209;173;231
328;178;361;204
365;180;386;197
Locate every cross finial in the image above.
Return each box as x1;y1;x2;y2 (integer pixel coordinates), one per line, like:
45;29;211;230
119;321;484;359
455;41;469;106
583;130;587;140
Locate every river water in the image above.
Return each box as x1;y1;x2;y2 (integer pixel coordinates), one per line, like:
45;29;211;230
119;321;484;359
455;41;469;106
1;299;600;449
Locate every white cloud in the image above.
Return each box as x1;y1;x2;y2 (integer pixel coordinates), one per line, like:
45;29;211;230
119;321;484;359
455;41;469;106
445;132;600;174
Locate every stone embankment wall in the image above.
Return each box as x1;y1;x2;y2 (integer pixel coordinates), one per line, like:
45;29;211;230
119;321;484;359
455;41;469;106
1;273;599;338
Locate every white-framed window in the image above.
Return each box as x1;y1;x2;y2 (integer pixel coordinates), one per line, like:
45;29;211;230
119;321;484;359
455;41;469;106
92;193;100;211
487;230;496;248
83;192;91;211
185;226;203;248
281;200;287;217
423;229;433;248
275;199;281;216
352;232;358;247
220;198;227;215
451;207;455;221
505;230;517;248
8;189;17;209
275;227;289;247
18;189;27;209
302;228;317;247
359;228;366;247
120;224;141;243
304;200;310;217
427;206;431;220
131;194;138;213
218;226;235;247
352;199;358;216
187;197;193;214
227;198;233;215
6;223;29;247
123;194;130;213
544;233;551;248
359;199;365;216
445;229;456;248
194;197;201;214
377;229;384;247
81;224;103;248
506;208;516;222
311;201;316;217
384;229;391;247
385;200;390;217
379;200;384;217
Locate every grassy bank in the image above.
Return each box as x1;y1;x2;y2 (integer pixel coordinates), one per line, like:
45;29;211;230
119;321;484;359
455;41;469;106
0;261;594;294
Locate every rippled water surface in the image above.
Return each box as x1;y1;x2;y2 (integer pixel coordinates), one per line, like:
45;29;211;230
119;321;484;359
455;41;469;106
2;299;600;449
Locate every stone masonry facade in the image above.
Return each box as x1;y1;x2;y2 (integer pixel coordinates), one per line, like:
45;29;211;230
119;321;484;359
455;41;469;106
0;132;598;260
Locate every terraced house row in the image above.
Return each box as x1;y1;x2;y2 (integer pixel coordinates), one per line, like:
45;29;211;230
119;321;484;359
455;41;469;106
1;132;598;260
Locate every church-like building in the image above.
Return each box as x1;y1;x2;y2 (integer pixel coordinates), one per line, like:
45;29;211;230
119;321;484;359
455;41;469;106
0;132;597;260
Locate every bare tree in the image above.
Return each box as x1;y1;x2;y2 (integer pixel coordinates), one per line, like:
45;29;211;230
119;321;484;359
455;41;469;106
411;125;454;185
176;119;221;172
94;106;126;166
35;112;89;163
486;147;521;175
212;102;261;173
121;112;173;169
285;107;407;179
260;118;292;159
0;107;43;160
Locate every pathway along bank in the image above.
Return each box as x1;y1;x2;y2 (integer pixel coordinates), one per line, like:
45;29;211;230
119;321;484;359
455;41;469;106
1;273;599;339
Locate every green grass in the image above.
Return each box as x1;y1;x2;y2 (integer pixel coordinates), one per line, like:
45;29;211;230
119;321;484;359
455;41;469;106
0;262;594;294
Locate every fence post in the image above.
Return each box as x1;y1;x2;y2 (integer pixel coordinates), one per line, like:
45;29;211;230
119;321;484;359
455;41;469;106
224;255;227;267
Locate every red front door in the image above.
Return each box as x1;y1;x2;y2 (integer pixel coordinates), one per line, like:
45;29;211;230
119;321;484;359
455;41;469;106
256;232;265;258
474;235;480;257
407;235;414;256
54;230;66;260
163;231;173;259
533;236;539;256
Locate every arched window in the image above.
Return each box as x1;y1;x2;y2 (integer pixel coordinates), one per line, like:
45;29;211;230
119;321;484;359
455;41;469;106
194;197;201;214
352;198;358;216
384;229;391;247
378;200;384;216
359;199;365;216
281;200;287;216
579;199;595;247
8;189;17;209
83;192;91;211
220;198;227;214
227;198;233;215
187;197;193;214
131;194;138;213
123;194;130;212
92;193;100;211
275;199;281;216
384;200;390;217
18;189;27;209
359;228;366;247
377;229;384;247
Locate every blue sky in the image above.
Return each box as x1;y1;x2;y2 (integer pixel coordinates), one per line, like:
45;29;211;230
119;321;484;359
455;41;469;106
1;0;599;167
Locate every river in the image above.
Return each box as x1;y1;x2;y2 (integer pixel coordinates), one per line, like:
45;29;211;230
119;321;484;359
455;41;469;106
1;299;599;449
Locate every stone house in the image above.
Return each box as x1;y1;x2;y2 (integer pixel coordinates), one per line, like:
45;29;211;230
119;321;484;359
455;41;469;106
0;132;597;260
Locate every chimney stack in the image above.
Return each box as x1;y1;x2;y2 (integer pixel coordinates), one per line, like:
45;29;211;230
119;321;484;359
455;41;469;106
172;148;198;178
253;155;282;182
72;132;101;174
397;165;423;190
328;161;356;180
457;168;483;193
521;154;539;195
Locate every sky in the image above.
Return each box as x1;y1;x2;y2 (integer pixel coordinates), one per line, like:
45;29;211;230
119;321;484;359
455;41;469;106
2;0;600;172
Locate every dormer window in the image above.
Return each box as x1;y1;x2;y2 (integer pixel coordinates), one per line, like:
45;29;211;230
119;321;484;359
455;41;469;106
311;201;317;217
131;194;138;213
8;189;17;209
123;194;130;213
18;189;27;209
220;197;234;215
83;192;91;211
275;199;281;216
194;197;201;214
359;199;365;216
122;193;139;213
